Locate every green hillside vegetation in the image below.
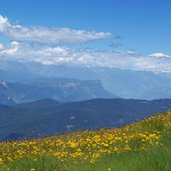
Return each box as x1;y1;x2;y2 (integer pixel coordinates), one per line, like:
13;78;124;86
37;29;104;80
0;111;171;171
1;98;171;141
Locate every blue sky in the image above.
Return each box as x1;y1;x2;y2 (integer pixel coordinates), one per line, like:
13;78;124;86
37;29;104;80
0;0;170;54
0;0;171;73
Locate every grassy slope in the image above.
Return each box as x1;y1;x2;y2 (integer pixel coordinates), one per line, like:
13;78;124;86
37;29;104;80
0;111;171;171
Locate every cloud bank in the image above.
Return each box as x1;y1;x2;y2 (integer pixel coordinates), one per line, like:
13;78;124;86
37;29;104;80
0;15;171;73
0;41;171;73
0;15;112;45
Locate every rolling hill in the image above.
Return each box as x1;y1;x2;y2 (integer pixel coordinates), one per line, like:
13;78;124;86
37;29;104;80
1;98;171;141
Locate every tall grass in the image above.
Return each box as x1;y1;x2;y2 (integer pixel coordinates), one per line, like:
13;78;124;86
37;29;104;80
0;111;171;171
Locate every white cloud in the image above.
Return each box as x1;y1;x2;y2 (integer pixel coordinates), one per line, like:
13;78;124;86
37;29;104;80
0;15;112;45
0;41;19;55
0;15;9;32
127;50;135;54
149;52;170;58
0;41;171;73
0;43;4;50
0;15;171;73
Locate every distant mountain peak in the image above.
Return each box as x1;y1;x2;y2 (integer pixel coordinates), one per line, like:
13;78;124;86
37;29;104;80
0;80;8;88
0;79;116;105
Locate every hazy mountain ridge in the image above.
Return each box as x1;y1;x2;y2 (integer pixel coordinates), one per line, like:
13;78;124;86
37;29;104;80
1;61;171;100
0;79;115;105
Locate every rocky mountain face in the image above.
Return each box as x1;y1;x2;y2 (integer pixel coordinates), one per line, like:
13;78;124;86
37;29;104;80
0;79;115;105
1;61;171;100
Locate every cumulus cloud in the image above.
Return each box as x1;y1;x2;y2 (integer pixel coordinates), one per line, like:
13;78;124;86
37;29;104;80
0;15;9;32
0;15;171;73
0;15;112;45
0;41;19;55
0;41;171;73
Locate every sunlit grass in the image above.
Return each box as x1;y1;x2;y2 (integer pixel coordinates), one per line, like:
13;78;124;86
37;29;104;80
0;111;171;171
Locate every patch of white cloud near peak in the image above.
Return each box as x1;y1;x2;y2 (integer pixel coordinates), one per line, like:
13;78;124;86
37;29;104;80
0;41;171;73
149;52;170;58
0;15;112;45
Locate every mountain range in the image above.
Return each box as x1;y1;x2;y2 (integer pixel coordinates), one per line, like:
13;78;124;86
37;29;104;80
0;79;114;105
1;98;171;141
1;61;171;100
